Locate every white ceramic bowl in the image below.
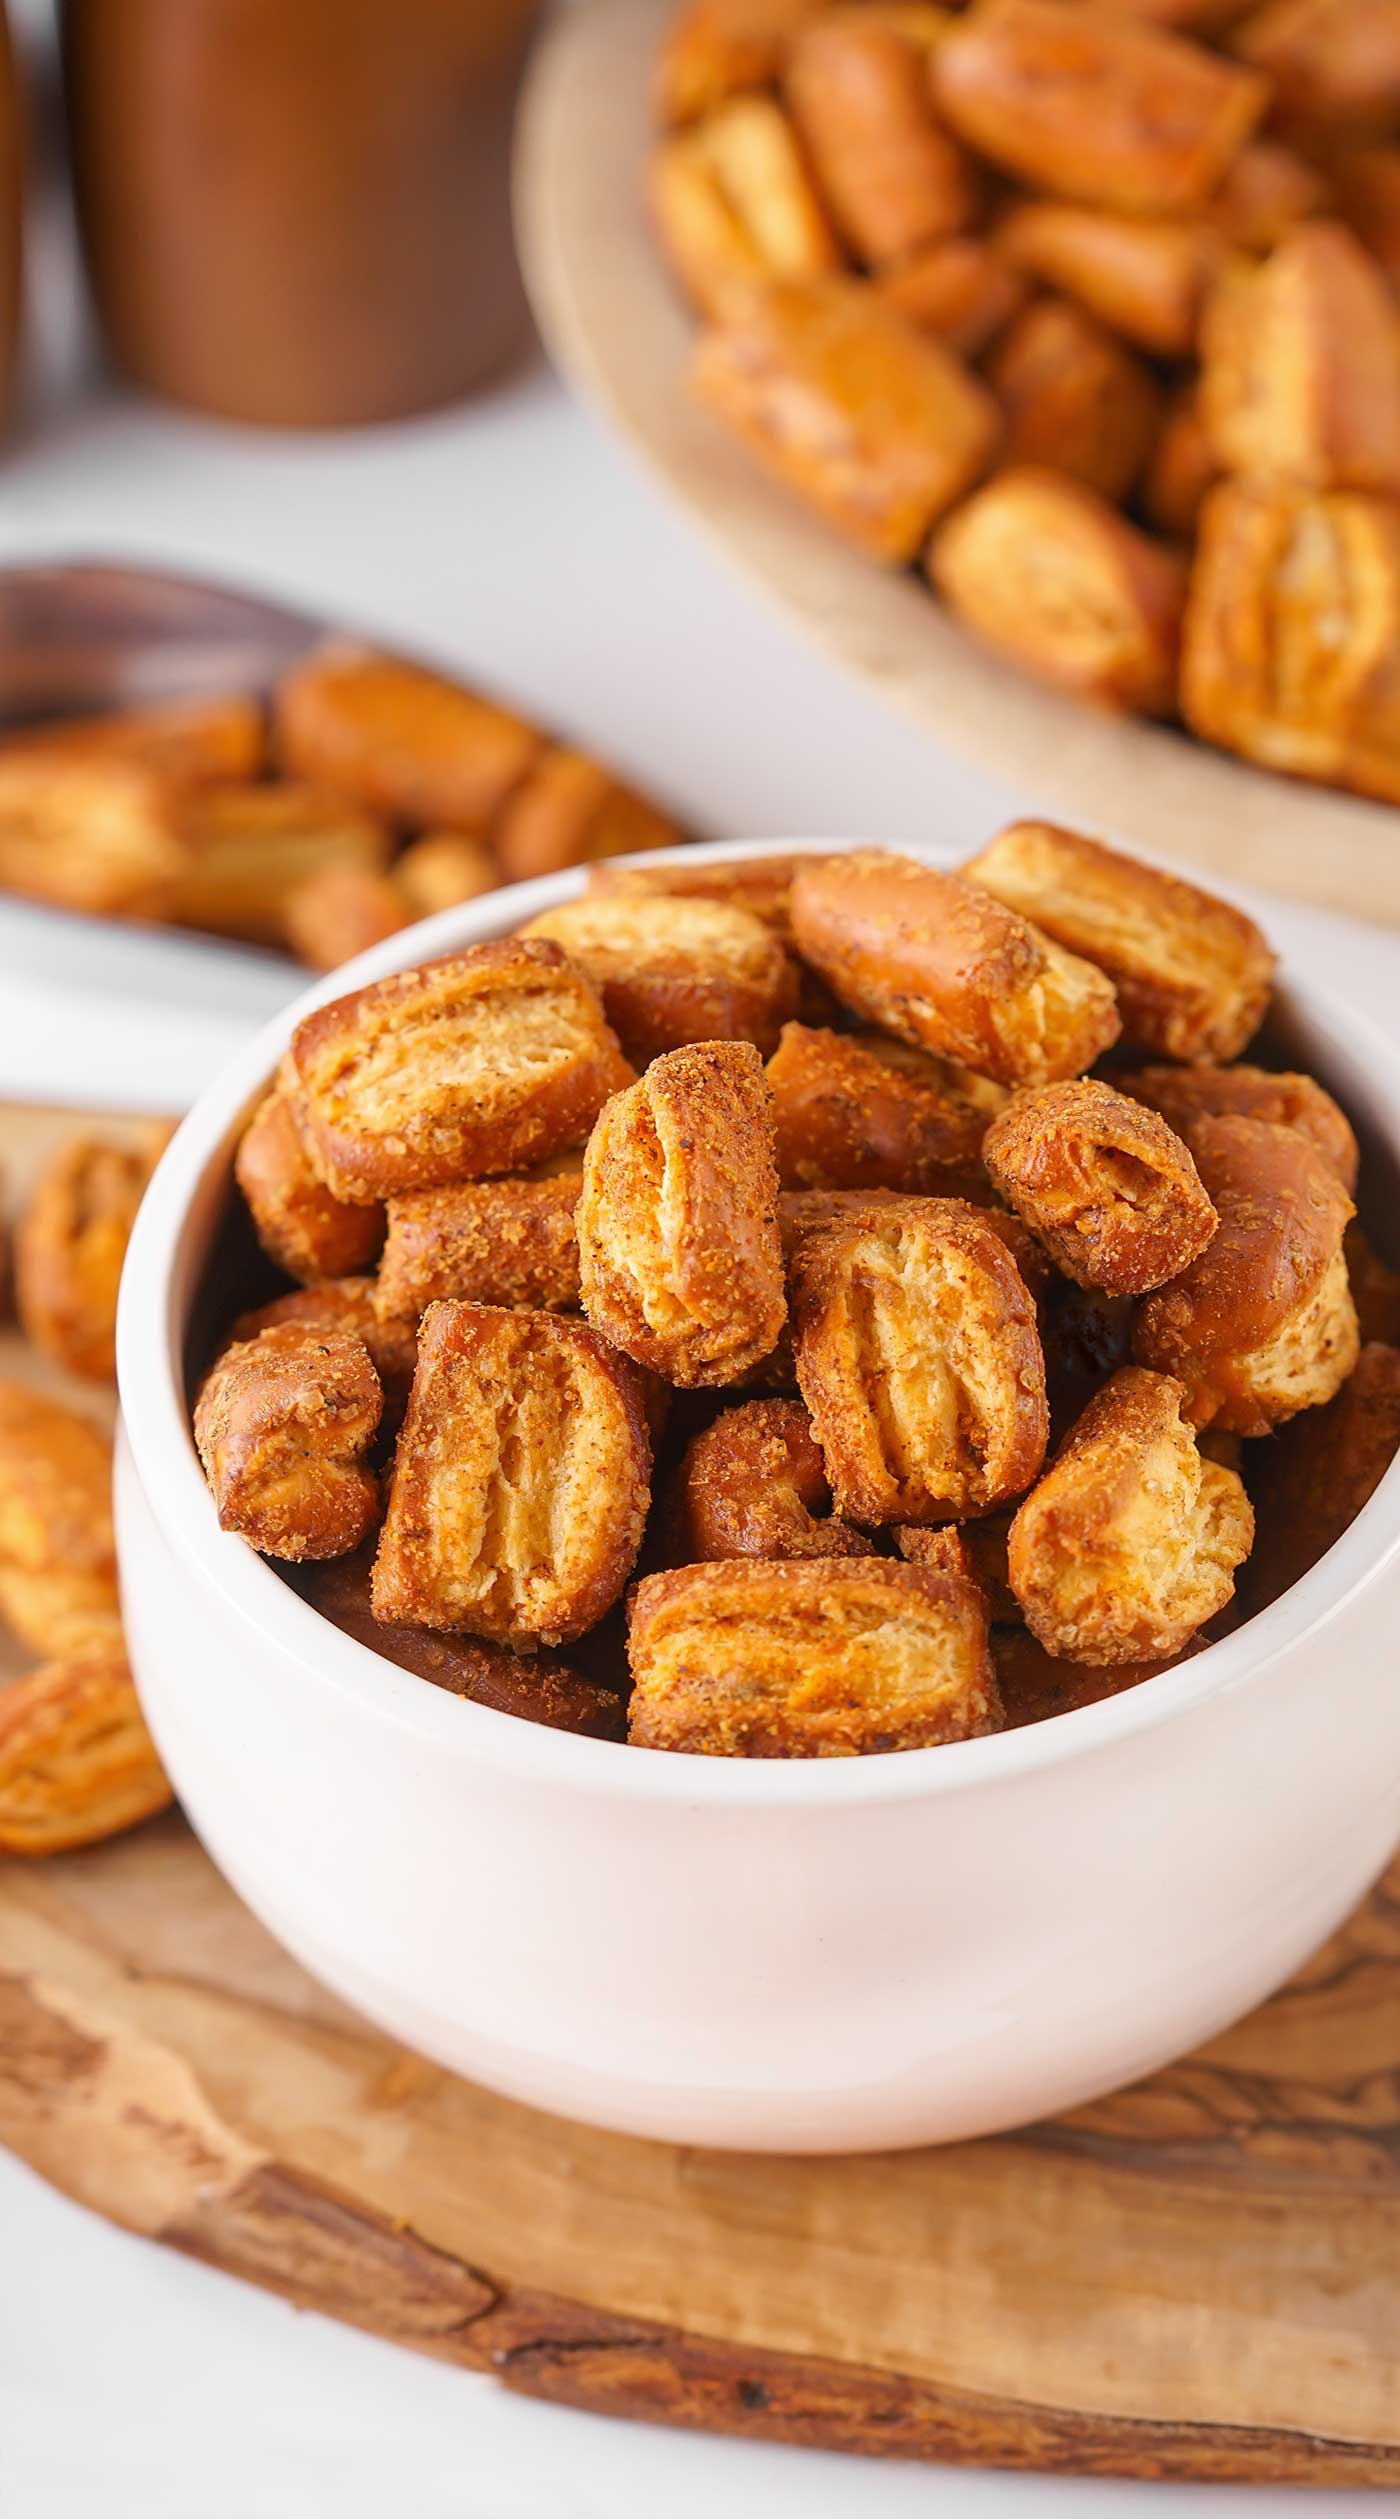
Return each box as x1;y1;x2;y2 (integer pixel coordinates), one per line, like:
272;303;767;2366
116;838;1400;2154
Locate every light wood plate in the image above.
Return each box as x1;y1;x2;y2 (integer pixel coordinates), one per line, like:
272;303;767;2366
514;0;1400;923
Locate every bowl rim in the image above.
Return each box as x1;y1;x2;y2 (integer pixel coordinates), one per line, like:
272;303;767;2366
117;832;1400;1806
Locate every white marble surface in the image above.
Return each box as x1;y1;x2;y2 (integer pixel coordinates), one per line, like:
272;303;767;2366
0;20;1395;2508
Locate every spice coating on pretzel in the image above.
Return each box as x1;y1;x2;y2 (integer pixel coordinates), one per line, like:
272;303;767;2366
767;1021;1004;1194
669;1396;872;1562
194;1322;384;1561
983;1076;1217;1294
235;1065;386;1285
522;891;798;1063
1115;1062;1358;1192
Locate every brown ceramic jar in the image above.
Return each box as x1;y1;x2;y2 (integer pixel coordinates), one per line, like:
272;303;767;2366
61;0;538;428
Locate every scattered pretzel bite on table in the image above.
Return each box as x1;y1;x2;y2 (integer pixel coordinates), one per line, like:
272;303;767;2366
791;1196;1049;1522
194;1321;384;1561
929;469;1188;717
521;891;798;1064
274;641;541;832
1133;1113;1358;1433
373;1174;583;1373
234;1065;386;1285
691;277;1002;565
783;6;977;268
289;940;632;1201
1180;478;1400;808
1007;1366;1253;1663
791;850;1120;1085
0;1628;173;1858
1244;1341;1400;1608
668;1395;871;1561
14;1127;166;1382
627;1556;1001;1755
766;1020;1004;1194
1198;222;1400;494
985;298;1163;503
1115;1062;1359;1193
0;1382;121;1655
492;749;685;886
983;1078;1217;1295
651;92;843;317
371;1303;651;1645
577;1040;786;1386
300;1549;626;1738
932;0;1267;213
961;822;1275;1063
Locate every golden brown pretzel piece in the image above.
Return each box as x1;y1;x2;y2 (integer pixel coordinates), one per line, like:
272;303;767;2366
282;862;410;972
492;749;684;885
371;1302;651;1645
521;892;798;1064
1133;1113;1358;1432
1231;0;1400;146
983;1077;1217;1294
235;1065;386;1285
985;297;1163;502
928;468;1187;717
627;1556;1001;1755
194;1322;384;1561
289;940;632;1201
962;821;1275;1063
374;1174;582;1369
15;1129;165;1382
766;1021;1004;1195
669;1395;871;1562
588;850;832;945
0;691;264;788
1115;1062;1358;1193
995;201;1221;357
168;781;393;948
301;1549;626;1738
577;1040;786;1386
0;1382;121;1655
784;7;977;268
877;237;1029;360
933;0;1267;213
0;754;187;919
657;0;832;126
1244;1340;1400;1608
650;94;842;317
790;850;1120;1086
791;1197;1048;1521
274;641;541;832
0;1629;172;1857
1007;1365;1253;1662
691;277;1002;566
394;832;497;920
1199;224;1400;494
228;1276;415;1401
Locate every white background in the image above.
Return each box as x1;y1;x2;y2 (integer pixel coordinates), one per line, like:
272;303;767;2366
0;4;1391;2511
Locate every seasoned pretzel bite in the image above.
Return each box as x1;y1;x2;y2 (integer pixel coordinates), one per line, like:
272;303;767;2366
374;1174;582;1375
877;237;1029;359
0;1630;173;1857
301;1549;626;1738
290;941;632;1201
910;1506;1020;1618
1007;1366;1253;1662
985;297;1162;502
767;1020;1003;1193
588;849;830;945
274;642;541;831
492;748;685;885
1231;0;1400;145
1345;1222;1400;1345
779;1184;1051;1297
651;95;842;317
0;754;186;919
1208;137;1330;252
1180;479;1400;809
14;1129;164;1381
928;468;1187;717
394;832;497;920
691;277;1002;565
627;1556;1001;1754
0;1384;120;1655
283;862;410;971
790;850;1120;1086
984;1078;1217;1294
791;1197;1048;1521
0;691;264;788
371;1303;651;1645
657;0;831;125
1116;1062;1358;1192
784;8;977;268
995;202;1221;356
235;1067;386;1284
892;1523;972;1581
1198;225;1400;494
1245;1341;1400;1608
194;1322;384;1561
228;1277;414;1400
933;0;1266;213
578;1041;785;1386
1141;386;1220;540
993;1622;1201;1727
521;892;798;1064
1133;1114;1358;1432
669;1395;871;1561
168;781;393;947
962;822;1275;1063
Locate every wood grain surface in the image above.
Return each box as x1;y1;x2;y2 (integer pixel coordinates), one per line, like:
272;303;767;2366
1;1136;1398;2482
513;0;1400;927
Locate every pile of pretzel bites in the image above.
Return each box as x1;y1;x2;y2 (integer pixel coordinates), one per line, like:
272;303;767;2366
651;0;1400;803
193;830;1400;1757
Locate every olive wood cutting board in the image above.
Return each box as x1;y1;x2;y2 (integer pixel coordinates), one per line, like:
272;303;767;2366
1;1102;1400;2485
